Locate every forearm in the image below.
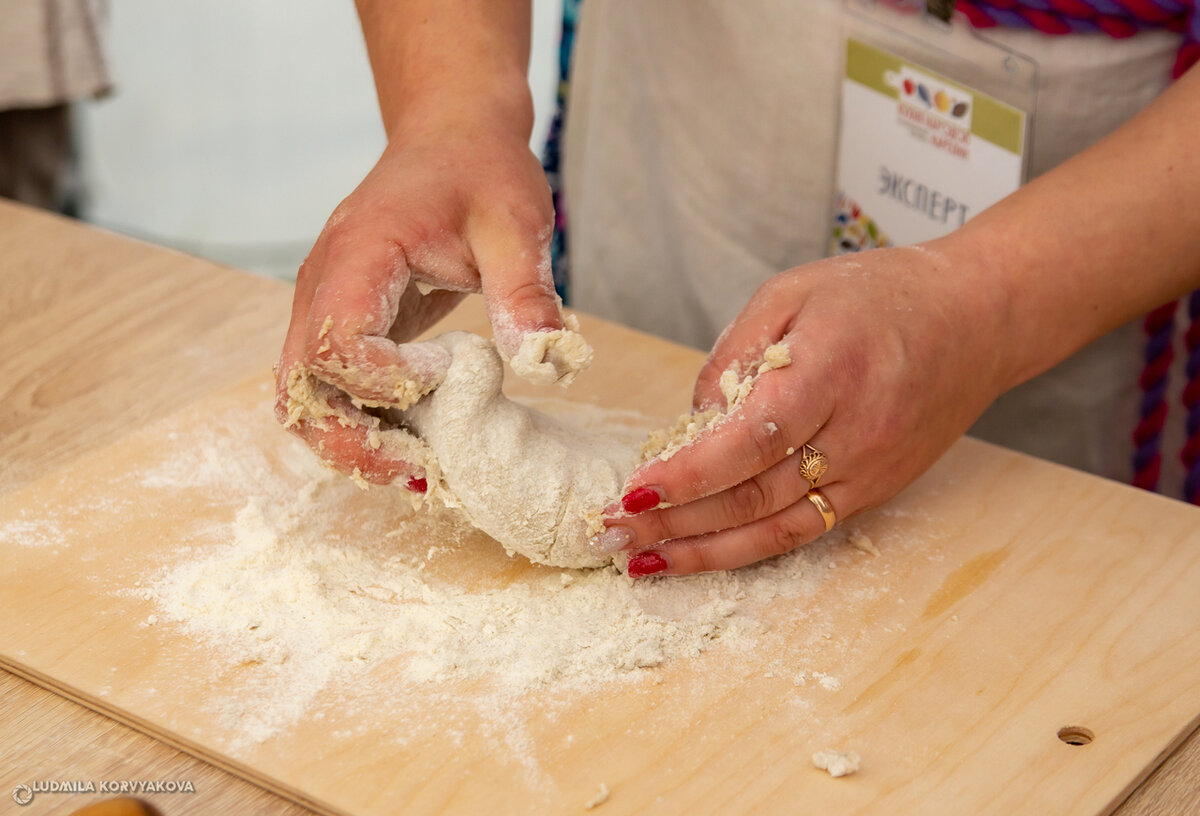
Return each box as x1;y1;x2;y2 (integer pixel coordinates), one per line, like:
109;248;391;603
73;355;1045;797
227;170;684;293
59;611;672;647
943;67;1200;391
354;0;534;141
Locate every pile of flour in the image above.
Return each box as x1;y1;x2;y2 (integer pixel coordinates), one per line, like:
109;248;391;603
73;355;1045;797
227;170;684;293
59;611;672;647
149;496;838;688
129;402;855;748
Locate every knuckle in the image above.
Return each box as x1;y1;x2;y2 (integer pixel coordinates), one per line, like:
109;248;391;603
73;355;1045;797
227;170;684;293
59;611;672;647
748;415;789;466
724;478;771;526
396;220;442;256
686;543;721;575
504;199;552;236
693;364;726;409
306;323;368;373
503;276;557;309
673;460;711;501
295;256;317;289
761;520;803;560
318;217;360;262
639;511;674;545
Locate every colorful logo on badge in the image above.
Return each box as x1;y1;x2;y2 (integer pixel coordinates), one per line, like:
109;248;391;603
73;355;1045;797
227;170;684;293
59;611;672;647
886;68;971;123
900;77;968;117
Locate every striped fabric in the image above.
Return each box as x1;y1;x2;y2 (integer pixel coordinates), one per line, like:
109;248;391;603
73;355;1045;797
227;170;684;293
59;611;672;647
955;0;1199;77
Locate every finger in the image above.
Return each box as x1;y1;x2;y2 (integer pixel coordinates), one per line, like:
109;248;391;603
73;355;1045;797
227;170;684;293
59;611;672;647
305;237;451;407
276;245;327;394
273;383;423;486
693;281;804;411
595;442;825;554
625;483;851;577
625;362;834;509
275;242;342;438
470;203;563;359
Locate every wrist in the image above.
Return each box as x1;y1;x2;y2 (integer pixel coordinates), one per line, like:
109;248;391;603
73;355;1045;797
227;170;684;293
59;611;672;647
921;229;1030;399
387;70;535;144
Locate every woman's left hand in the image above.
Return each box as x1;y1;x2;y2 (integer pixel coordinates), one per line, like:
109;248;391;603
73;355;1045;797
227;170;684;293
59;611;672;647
595;237;1016;576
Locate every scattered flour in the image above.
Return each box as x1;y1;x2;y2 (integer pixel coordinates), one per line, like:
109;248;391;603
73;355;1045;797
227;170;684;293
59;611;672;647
141;490;844;745
0;517;62;548
119;402;860;751
813;671;843;692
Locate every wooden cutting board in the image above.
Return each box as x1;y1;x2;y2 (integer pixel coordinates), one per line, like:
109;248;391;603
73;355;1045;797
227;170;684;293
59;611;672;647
3;305;1200;815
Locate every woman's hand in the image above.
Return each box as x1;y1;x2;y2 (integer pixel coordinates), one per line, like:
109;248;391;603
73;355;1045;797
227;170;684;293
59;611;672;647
596;238;1015;575
275;103;560;484
598;67;1200;574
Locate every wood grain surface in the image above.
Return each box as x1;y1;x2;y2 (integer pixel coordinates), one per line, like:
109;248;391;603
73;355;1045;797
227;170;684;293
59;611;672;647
2;200;1199;814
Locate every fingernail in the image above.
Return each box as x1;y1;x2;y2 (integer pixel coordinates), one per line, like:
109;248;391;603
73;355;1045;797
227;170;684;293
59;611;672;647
621;486;663;514
593;525;635;554
628;551;669;578
406;477;428;493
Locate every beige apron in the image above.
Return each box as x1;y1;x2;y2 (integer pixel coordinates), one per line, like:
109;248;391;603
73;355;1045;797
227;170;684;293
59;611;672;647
562;0;1185;491
0;0;109;209
0;0;110;109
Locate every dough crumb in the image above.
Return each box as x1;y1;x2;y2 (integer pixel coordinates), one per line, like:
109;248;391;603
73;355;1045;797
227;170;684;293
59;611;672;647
639;408;720;462
317;314;333;354
507;313;595;386
366;429;382;451
758;342;791;374
584;782;611;809
283;364;353;430
812;748;861;778
849;529;880;557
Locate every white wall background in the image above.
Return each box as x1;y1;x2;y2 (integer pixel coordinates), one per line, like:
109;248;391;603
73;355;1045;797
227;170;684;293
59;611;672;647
78;0;563;280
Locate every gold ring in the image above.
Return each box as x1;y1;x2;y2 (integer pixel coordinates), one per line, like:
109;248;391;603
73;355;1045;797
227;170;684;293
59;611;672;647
805;488;836;532
798;443;829;487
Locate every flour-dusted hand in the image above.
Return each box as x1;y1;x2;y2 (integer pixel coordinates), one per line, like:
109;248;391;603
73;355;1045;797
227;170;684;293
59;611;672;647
274;112;559;482
595;240;1014;575
275;0;569;484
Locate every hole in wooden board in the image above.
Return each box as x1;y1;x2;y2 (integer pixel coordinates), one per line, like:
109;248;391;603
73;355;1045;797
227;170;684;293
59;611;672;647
1058;726;1095;746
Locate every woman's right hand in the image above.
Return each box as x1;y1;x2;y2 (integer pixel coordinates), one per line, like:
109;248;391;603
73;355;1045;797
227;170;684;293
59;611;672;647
275;101;561;485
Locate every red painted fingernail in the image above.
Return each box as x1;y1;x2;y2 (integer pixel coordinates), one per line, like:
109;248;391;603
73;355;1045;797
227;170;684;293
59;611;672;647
627;551;669;578
406;477;428;493
621;486;663;514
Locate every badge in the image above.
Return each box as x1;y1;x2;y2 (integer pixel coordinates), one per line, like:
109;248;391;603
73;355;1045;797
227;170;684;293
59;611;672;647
833;2;1036;254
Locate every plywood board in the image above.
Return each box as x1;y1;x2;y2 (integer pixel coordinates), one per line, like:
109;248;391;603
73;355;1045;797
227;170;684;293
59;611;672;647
3;316;1200;815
